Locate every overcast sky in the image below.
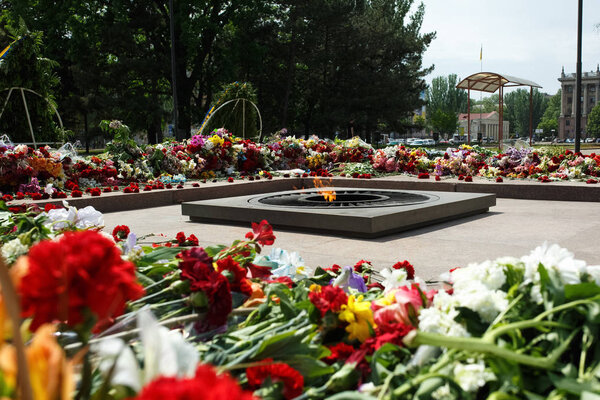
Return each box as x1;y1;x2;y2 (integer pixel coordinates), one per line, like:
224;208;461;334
418;0;600;97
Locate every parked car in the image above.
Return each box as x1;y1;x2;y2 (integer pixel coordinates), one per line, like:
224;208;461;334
565;138;574;143
423;139;436;146
585;138;595;143
410;139;426;146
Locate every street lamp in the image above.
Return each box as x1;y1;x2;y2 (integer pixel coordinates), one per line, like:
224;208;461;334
575;0;582;152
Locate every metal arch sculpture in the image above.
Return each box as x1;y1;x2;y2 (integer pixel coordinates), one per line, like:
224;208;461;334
0;87;65;148
198;98;263;141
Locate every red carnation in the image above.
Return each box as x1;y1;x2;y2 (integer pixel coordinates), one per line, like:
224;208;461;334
353;260;372;273
323;342;356;364
246;220;276;246
186;234;199;246
177;248;232;328
265;276;294;288
392;260;415;280
132;364;256;400
246;359;304;399
309;285;348;317
216;256;253;296
176;231;186;245
19;230;144;332
112;225;131;242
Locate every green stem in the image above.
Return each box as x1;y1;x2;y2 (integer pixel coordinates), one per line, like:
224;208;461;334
76;347;92;400
484;320;569;342
407;329;578;370
534;297;600;322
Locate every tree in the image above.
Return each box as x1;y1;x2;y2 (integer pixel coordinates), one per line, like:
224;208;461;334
587;103;600;138
471;94;499;113
0;14;63;143
429;109;457;135
537;90;561;135
503;88;548;137
426;74;467;134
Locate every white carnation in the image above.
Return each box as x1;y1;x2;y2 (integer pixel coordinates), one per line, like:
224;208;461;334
1;238;28;262
452;359;495;392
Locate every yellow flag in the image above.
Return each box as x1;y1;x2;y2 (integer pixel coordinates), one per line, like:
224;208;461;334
480;45;482;61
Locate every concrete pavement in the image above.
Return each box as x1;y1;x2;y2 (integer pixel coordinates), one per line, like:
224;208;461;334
102;196;600;281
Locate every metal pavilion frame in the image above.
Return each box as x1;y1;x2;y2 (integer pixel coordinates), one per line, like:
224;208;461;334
456;72;542;149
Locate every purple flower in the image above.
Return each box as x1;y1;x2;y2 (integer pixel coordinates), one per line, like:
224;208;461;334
331;266;367;293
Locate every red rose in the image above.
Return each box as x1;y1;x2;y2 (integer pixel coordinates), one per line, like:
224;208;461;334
19;230;144;332
71;190;83;197
495;176;504;183
309;285;348;317
465;175;473;182
246;220;275;246
132;364;256;400
246;359;304;399
435;175;441;181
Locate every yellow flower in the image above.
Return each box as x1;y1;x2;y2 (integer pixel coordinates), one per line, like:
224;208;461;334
338;295;376;342
309;284;321;293
0;324;73;400
373;290;396;308
208;134;225;147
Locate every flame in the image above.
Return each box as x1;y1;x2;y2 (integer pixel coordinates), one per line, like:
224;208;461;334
313;177;336;202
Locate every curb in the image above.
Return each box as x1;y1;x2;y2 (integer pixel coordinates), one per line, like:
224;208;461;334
12;176;600;213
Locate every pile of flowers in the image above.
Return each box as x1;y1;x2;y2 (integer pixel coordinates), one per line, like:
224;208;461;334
2;121;600;199
0;200;599;399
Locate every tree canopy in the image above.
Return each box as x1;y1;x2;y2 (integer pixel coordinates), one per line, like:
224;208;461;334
425;74;467;135
503;88;548;137
0;0;435;143
587;103;600;138
537;90;560;135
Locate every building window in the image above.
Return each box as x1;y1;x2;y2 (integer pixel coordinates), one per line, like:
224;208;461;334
567;85;573;93
567;97;572;103
566;120;570;126
591;86;597;92
591;97;596;104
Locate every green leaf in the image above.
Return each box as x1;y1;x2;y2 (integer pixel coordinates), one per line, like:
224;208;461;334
205;245;227;258
564;283;600;300
325;392;375;400
285;356;334;380
135;271;156;287
138;247;182;265
582;391;600;400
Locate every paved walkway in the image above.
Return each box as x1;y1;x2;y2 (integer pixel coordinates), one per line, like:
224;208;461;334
102;198;600;281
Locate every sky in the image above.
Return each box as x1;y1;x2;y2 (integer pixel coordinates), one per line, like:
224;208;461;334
418;0;600;97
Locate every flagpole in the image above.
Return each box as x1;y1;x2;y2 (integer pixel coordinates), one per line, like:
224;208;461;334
479;44;482;143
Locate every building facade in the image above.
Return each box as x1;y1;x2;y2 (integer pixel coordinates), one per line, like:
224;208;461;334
558;66;600;139
457;111;509;141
